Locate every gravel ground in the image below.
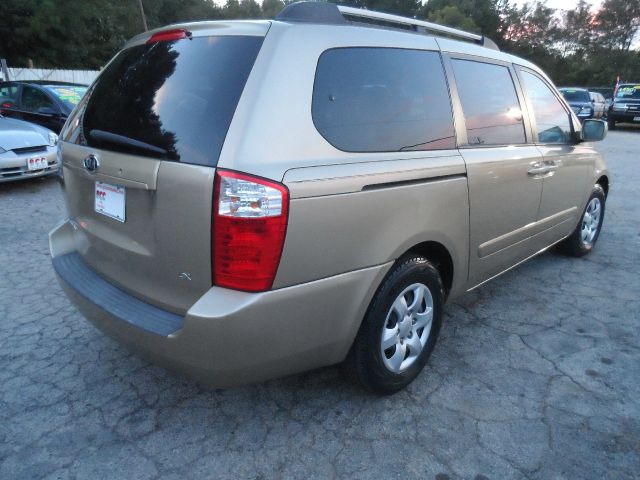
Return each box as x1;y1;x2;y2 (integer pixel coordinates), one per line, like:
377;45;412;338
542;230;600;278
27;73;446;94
1;128;639;479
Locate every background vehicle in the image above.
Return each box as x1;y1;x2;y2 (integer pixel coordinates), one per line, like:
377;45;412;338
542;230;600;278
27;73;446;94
0;81;87;133
559;87;598;120
589;87;614;112
608;83;640;129
0;114;58;182
589;91;607;118
49;3;609;394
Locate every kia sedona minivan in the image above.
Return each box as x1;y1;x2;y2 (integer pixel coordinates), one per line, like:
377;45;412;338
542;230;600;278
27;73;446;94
50;2;609;393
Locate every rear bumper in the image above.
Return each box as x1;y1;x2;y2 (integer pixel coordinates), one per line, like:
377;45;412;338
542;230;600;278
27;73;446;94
50;219;390;386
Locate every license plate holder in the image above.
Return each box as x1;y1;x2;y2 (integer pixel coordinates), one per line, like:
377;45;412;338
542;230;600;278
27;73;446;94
26;156;47;171
95;182;126;222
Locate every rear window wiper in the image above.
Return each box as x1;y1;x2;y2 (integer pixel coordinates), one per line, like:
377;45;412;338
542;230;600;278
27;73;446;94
88;129;168;157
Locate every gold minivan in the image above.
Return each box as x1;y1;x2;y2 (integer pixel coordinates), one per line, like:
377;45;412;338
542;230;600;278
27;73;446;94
49;2;609;393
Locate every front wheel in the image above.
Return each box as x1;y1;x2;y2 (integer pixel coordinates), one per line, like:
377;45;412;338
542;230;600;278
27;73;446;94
345;255;444;394
557;184;606;257
607;117;616;130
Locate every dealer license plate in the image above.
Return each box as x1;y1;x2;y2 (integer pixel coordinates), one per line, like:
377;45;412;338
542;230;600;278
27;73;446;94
26;156;47;170
95;182;125;222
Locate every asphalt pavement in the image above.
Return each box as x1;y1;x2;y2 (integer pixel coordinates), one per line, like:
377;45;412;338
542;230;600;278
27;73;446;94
0;127;638;479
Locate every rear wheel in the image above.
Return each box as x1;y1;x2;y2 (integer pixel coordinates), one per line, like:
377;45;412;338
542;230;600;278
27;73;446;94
557;184;606;257
346;255;444;394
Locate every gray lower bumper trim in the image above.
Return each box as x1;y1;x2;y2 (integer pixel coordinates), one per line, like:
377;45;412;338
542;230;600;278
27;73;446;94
52;252;184;336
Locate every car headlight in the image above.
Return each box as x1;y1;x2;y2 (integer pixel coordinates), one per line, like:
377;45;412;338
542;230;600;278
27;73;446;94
48;132;58;147
612;103;628;111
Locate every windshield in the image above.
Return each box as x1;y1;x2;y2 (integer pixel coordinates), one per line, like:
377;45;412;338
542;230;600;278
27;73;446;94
559;89;590;102
81;35;263;166
615;85;640;100
45;85;87;109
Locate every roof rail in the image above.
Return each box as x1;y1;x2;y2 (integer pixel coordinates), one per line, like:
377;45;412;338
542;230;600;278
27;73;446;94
275;2;500;51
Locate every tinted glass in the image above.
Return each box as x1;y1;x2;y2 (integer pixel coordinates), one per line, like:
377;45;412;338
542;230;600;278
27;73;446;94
82;36;263;165
21;86;56;113
312;48;455;152
615;85;640;99
45;85;87;110
521;71;571;144
451;59;525;146
0;84;19;107
559;89;590;102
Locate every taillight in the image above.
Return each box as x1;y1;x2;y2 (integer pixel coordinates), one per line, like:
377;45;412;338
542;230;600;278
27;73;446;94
146;28;191;44
212;170;289;292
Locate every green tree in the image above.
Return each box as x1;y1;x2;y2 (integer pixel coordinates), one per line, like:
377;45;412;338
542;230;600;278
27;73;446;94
144;0;223;28
427;5;479;33
593;0;640;51
336;0;422;18
261;0;286;19
1;0;638;85
422;0;501;38
0;0;139;69
551;0;594;56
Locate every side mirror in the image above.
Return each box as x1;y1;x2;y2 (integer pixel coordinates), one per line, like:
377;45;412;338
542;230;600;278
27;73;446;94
37;106;57;116
582;119;607;142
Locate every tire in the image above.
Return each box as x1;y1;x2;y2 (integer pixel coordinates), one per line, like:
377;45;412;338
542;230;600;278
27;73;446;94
607;117;616;130
557;184;606;257
345;255;444;394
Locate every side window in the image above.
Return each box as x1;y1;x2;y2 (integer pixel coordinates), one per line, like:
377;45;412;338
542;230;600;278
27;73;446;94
312;48;455;152
520;71;571;144
21;86;56;113
0;84;20;108
451;59;526;146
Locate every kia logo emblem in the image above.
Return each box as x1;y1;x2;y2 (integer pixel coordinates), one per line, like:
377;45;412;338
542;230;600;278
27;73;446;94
83;154;100;172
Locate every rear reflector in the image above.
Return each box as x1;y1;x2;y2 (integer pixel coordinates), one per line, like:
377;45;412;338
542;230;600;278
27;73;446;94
146;29;190;44
212;170;289;292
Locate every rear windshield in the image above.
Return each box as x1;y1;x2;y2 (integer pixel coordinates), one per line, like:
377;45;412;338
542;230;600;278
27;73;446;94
559;89;590;102
616;85;640;99
82;35;263;166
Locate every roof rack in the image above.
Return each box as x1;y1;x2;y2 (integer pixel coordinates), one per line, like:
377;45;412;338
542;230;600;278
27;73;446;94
275;2;499;51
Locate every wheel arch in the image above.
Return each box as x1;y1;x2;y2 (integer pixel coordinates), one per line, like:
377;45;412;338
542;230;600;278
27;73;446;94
596;175;609;198
403;241;454;299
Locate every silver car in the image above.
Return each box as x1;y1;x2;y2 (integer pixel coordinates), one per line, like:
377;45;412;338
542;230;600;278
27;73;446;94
49;3;609;393
0;115;58;182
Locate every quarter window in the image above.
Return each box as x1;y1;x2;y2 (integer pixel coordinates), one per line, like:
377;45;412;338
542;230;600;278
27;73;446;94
312;48;455;152
520;71;571;144
451;59;526;146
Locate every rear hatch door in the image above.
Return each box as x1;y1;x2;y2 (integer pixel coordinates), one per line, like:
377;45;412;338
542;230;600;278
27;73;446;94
59;24;267;313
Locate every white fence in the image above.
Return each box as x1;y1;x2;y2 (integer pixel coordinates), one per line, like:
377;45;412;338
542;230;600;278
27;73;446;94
2;67;99;85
